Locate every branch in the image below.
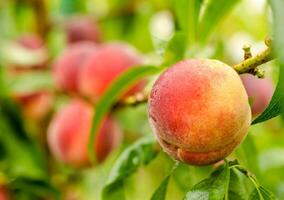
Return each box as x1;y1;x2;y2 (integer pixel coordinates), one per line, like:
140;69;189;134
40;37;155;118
112;92;149;110
233;37;274;75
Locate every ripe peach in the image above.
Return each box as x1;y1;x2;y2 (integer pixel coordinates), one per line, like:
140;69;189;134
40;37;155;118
53;42;97;93
240;74;274;117
79;43;144;101
148;59;251;166
47;99;121;167
65;16;101;44
14;91;53;121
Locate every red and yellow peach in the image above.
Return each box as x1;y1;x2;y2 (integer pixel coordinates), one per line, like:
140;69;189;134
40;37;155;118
47;99;121;167
148;59;251;165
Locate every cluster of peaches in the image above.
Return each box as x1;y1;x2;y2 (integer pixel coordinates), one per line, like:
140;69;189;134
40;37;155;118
10;17;275;171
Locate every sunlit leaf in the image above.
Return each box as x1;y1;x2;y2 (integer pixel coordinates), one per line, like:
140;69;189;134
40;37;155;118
199;0;240;42
174;0;202;45
269;0;284;119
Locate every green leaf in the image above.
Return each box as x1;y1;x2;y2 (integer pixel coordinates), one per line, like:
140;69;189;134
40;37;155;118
9;178;61;200
88;66;161;163
269;0;284;119
249;186;278;200
252;79;282;124
7;71;54;93
150;162;179;200
59;0;86;15
0;98;47;179
102;137;158;200
163;32;187;66
269;0;284;61
150;173;171;200
198;0;240;42
228;168;247;200
237;134;260;176
174;0;202;45
184;163;230;200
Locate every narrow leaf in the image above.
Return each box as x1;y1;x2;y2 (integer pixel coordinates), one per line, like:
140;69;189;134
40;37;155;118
151;174;171;200
252;79;282;124
102;137;158;200
199;0;240;42
150;162;179;200
184;163;230;200
174;0;202;44
163;32;187;65
88;66;162;163
269;0;284;119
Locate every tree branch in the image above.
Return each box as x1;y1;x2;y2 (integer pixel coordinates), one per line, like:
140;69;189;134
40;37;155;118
233;37;274;74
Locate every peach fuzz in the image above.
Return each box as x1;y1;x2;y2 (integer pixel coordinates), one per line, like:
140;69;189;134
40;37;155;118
79;43;144;101
53;42;97;93
148;59;251;165
47;99;121;167
240;74;274;117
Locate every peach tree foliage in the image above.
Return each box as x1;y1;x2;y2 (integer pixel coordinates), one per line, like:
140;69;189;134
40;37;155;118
85;0;284;200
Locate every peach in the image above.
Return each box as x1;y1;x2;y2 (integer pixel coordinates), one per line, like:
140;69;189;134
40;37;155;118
79;43;144;101
9;34;48;70
17;34;44;49
47;99;121;167
240;74;274;117
53;42;97;93
148;59;251;166
65;16;101;44
14;91;53;120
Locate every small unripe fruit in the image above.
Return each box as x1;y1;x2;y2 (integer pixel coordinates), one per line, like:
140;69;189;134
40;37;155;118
148;59;251;166
65;16;101;44
53;42;97;93
240;74;274;117
79;43;144;100
47;99;121;167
